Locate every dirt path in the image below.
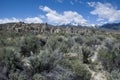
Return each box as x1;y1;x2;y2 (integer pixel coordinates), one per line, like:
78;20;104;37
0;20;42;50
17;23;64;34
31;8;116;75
87;44;108;80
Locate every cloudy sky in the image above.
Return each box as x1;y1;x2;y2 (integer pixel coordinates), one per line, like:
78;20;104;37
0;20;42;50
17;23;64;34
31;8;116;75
0;0;120;25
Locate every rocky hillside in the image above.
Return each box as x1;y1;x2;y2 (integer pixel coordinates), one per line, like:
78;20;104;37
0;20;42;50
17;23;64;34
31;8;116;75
0;22;120;80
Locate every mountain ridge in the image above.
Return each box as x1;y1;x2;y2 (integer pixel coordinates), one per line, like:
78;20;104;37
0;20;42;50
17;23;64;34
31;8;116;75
0;22;120;30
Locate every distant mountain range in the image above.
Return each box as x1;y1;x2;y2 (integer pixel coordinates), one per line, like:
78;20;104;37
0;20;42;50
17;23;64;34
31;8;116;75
0;22;120;30
59;22;120;30
99;23;120;30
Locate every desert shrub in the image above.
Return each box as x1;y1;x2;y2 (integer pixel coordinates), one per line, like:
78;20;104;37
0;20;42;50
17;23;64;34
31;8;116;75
66;59;92;80
110;43;120;69
0;47;5;61
111;69;120;80
20;36;41;57
24;36;38;51
97;35;105;41
58;57;91;80
45;36;68;53
98;42;120;73
45;36;60;51
41;65;74;80
3;49;17;71
30;55;53;74
58;32;66;36
91;29;96;33
72;63;91;80
82;46;93;64
58;58;72;69
104;38;114;50
58;41;68;53
85;36;101;46
74;36;85;45
9;71;26;80
0;39;6;46
98;49;114;71
30;49;74;80
0;49;26;79
6;38;16;46
29;49;63;74
114;34;120;41
66;37;75;49
33;73;42;80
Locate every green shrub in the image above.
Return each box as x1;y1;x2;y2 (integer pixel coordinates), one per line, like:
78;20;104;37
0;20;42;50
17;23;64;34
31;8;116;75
33;73;42;80
72;61;91;80
98;49;113;71
58;58;91;80
3;49;17;71
85;36;101;46
9;71;26;80
6;38;16;46
74;36;85;45
45;35;68;53
0;47;5;61
111;69;120;80
82;46;93;64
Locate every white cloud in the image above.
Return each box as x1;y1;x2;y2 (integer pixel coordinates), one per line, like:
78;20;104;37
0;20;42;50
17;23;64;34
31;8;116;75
88;2;120;22
0;17;43;24
56;0;63;3
39;15;45;19
24;17;43;23
0;18;21;24
40;6;87;25
70;1;74;5
87;2;95;7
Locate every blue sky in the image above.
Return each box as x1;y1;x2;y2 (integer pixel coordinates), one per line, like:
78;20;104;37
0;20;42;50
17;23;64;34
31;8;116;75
0;0;120;25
